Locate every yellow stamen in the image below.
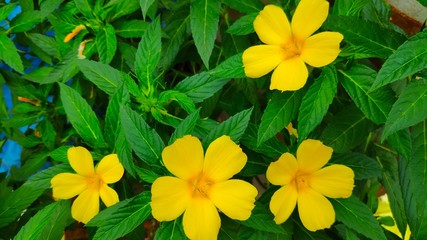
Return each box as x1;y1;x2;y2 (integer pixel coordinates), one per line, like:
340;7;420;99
78;39;92;59
64;25;86;43
17;96;41;106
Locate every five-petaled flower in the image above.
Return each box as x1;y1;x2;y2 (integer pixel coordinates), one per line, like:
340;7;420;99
266;139;354;231
242;1;343;91
150;135;258;239
51;146;124;224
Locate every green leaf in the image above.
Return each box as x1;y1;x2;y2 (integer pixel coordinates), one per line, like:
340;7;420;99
372;32;427;90
169;109;200;144
27;33;58;58
105;84;130;147
382;80;427;140
38;118;56;150
209;53;246;79
241;124;288;159
190;0;221;69
38;51;79;84
140;0;155;19
77;59;122;95
135;166;160;183
74;0;94;18
222;0;263;14
59;83;106;148
92;192;152;240
387;129;411;160
40;0;63;18
294;219;332;240
258;91;303;146
115;128;137;177
203;107;253;146
332;196;387;240
0;3;18;21
174;72;230;103
116;20;149;38
14;200;71;240
330;152;381;180
320;105;373;153
9;11;42;33
119;105;164;166
159;90;197;114
0;34;24;74
227;13;257;36
325;16;407;58
154;218;187;240
135;17;161;95
96;23;117;64
332;0;369;16
50;146;71;162
241;203;284;234
339;64;394;124
298;66;338;141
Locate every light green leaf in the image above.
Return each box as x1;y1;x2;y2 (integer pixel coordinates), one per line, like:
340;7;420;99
332;196;387;240
14;200;71;240
0;3;18;22
115;128;137;177
241;124;288;159
325;16;407;58
339;64;394;124
203;107;253;146
174;72;229;103
159;90;197;114
258;91;303;146
154;218;187;240
135;166;160;183
77;59;122;95
0;34;24;73
74;0;94;18
169;109;200;145
59;83;106;148
332;0;369;16
190;0;221;69
37;51;79;84
330;152;381;180
209;53;246;79
96;23;117;64
372;32;427;90
27;33;58;58
227;13;257;36
382;80;427;140
9;11;42;33
92;192;152;240
222;0;263;14
119;105;164;166
40;0;63;18
298;66;338;141
140;0;155;19
116;20;149;38
135;17;161;95
50;146;71;163
241;203;284;234
320;105;373;153
105;84;130;147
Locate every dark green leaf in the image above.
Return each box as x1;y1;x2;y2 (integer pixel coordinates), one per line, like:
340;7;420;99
222;0;263;14
105;84;130;147
209;53;246;79
387;129;411;160
115;128;136;177
135;166;160;183
0;35;24;73
40;0;63;18
38;118;56;150
330;152;381;180
203;107;253;146
50;146;71;163
38;51;79;84
372;32;427;90
27;33;58;58
159;90;197;114
0;3;17;22
190;0;221;69
154;218;187;240
9;11;42;33
59;83;106;148
241;124;288;159
258;91;303;146
78;59;122;95
91;192;152;240
241;203;284;234
227;13;257;36
294;219;332;240
169;109;200;144
174;72;229;103
74;0;94;18
120;105;164;166
96;24;117;64
332;196;387;240
298;66;338;141
116;20;149;38
332;0;369;16
382;80;427;140
320;105;373;153
140;0;155;19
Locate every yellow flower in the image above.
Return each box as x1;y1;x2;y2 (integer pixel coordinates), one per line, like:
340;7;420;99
374;194;411;240
150;135;258;239
51;146;124;224
242;1;343;91
266;139;354;231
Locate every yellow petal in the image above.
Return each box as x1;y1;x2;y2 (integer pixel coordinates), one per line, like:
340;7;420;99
182;198;220;240
99;184;119;207
161;135;204;180
96;154;124;184
209;179;257;220
253;5;292;46
203;135;247;182
270;57;308;91
297;139;332;173
266;153;298;186
68;146;95;176
269;183;298;224
291;0;329;42
150;176;191;221
310;165;354;198
297;187;335;231
51;173;87;199
71;189;99;224
242;45;284;78
301;32;343;67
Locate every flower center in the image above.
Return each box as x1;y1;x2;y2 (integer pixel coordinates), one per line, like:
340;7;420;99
281;39;302;60
294;171;311;192
86;174;103;191
189;173;214;199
